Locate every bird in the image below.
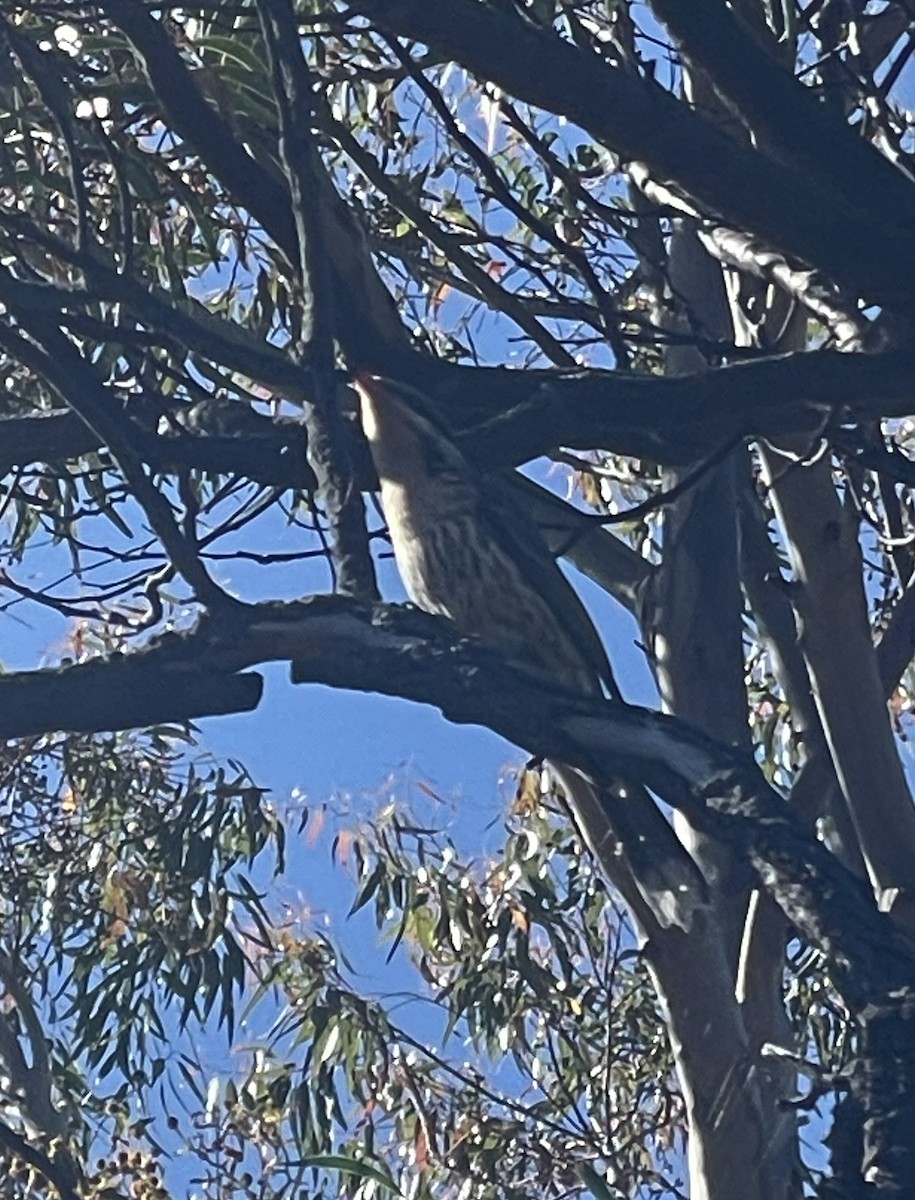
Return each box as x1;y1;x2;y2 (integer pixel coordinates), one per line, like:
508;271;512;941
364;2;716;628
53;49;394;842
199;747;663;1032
354;373;699;930
354;372;618;702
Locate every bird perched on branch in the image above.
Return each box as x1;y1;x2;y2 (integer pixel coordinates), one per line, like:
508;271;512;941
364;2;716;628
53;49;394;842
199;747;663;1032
354;373;618;702
355;373;700;931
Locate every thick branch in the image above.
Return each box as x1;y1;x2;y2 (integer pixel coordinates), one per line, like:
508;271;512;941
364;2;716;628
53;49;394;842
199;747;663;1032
438;348;915;467
0;400;313;490
648;0;915;242
0;249;906;472
259;0;378;600
1;597;910;995
351;0;914;308
697;226;866;349
760;446;915;908
0;382;650;611
0;653;262;738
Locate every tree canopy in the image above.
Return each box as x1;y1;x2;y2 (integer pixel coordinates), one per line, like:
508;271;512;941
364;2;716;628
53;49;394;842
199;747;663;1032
0;2;914;1198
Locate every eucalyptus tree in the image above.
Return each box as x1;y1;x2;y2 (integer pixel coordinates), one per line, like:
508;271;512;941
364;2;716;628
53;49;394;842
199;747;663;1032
0;2;913;1198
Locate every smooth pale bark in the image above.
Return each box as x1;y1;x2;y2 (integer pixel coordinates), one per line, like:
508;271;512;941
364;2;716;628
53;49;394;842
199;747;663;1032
759;444;915;915
648;922;789;1200
647;221;751;948
634;218;796;1200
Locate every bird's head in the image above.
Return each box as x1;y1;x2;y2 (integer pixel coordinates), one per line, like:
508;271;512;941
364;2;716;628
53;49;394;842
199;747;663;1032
354;374;468;493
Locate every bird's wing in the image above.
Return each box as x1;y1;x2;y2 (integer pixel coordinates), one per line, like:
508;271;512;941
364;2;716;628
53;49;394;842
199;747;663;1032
480;477;619;699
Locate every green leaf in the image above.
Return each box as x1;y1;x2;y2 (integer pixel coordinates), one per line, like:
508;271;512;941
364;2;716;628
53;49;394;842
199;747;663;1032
349;860;385;916
295;1154;401;1194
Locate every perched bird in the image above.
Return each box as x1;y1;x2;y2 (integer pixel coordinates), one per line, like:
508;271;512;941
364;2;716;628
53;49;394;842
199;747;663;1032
355;373;700;931
354;373;617;702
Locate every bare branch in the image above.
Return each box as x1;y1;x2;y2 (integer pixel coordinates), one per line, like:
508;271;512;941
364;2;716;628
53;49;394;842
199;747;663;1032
350;0;915;308
0;307;228;608
0;589;912;1183
760;446;915;909
258;0;378;599
439;347;915;467
4;343;912;482
697;226;867;349
647;0;915;241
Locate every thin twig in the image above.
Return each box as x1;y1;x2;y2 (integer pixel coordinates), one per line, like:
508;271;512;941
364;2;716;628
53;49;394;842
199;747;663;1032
0;308;228;608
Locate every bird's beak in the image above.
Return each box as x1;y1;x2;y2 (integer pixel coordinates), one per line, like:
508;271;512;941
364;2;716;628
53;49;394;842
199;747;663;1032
353;374;403;449
352;373;380;436
353;371;382;395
